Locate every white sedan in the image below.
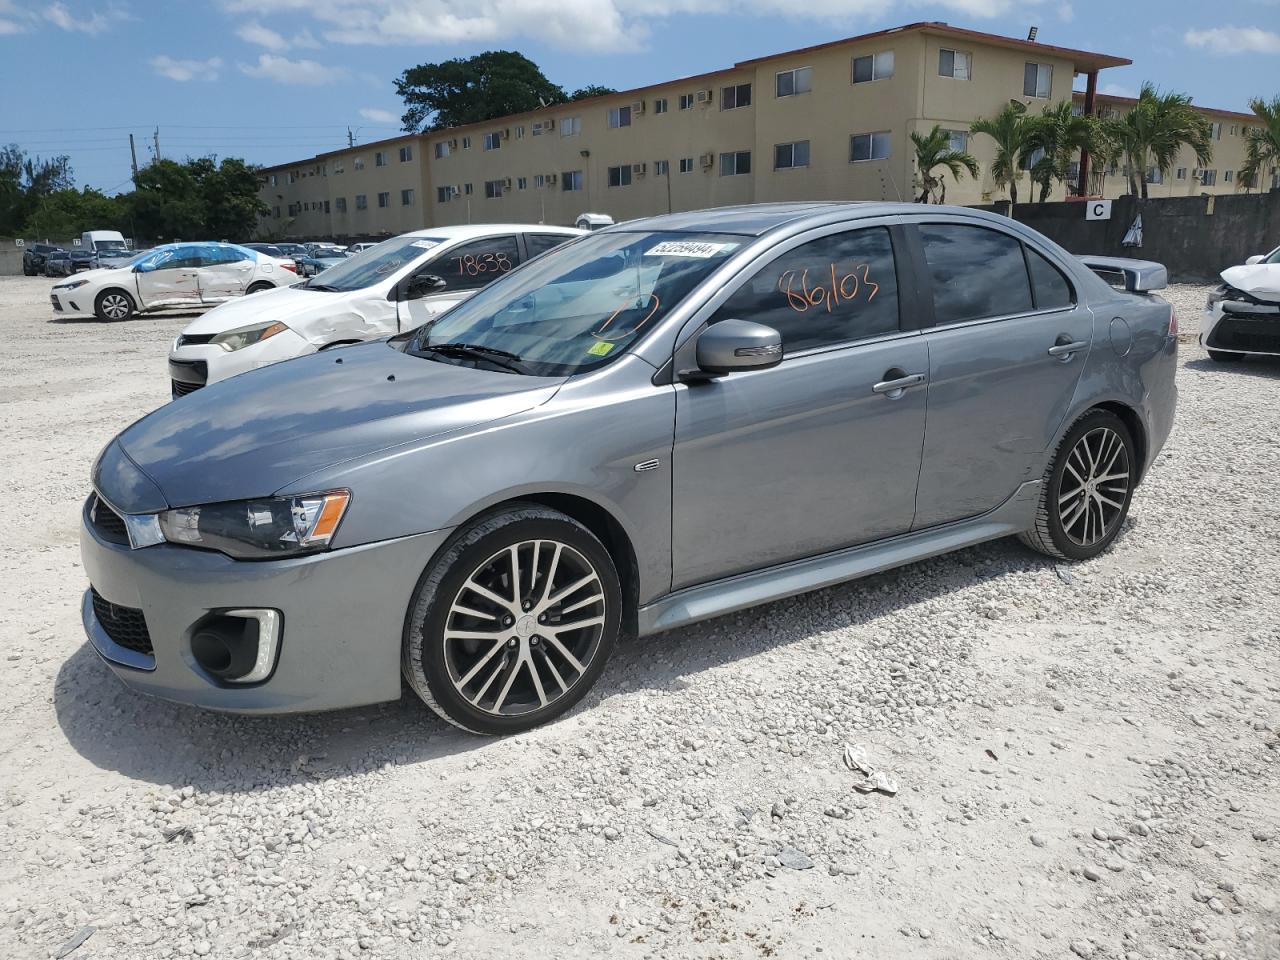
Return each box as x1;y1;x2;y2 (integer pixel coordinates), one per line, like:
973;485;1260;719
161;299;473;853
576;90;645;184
1201;244;1280;361
167;224;582;397
50;242;297;322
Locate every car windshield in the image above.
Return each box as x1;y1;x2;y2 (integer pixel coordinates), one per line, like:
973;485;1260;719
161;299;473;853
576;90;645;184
94;240;128;253
407;231;744;376
1264;247;1280;265
302;236;442;292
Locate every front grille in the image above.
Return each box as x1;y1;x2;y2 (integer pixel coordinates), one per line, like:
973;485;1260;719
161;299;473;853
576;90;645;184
172;379;203;398
90;587;153;656
177;333;216;347
1211;316;1280;354
87;494;130;546
50;295;62;312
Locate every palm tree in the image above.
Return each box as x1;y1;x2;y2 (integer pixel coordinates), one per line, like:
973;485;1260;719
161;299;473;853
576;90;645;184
1239;95;1280;192
1103;82;1213;199
910;125;979;204
1023;101;1095;202
970;102;1034;204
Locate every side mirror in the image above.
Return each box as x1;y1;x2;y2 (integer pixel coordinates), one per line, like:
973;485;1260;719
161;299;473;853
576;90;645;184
1245;255;1264;265
690;319;782;377
405;274;447;299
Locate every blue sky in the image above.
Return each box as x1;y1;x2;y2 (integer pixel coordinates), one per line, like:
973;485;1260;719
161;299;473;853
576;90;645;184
1;0;1277;194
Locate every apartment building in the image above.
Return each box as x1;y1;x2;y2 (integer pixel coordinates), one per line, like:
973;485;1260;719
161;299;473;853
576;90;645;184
254;21;1260;240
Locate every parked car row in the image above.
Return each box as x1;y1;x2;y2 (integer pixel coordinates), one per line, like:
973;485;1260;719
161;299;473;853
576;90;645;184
78;202;1181;737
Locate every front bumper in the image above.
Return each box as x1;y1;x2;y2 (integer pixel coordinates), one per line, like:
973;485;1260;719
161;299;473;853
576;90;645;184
80;508;451;713
51;287;94;317
1201;299;1280;356
168;328;315;396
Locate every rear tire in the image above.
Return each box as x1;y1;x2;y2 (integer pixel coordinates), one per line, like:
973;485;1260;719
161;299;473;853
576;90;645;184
1019;409;1135;562
402;504;621;736
1207;349;1245;362
246;281;274;295
23;265;35;276
94;289;135;322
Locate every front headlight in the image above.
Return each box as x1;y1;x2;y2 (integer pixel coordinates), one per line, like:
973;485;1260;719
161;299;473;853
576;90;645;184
211;321;290;352
1205;284;1227;309
157;491;350;559
58;279;90;290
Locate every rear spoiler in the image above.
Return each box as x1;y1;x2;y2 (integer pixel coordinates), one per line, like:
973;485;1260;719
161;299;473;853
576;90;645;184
1077;256;1168;293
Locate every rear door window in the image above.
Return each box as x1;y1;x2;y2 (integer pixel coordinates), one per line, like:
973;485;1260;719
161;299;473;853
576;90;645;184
526;233;575;258
437;235;520;292
1025;246;1074;310
918;224;1033;325
708;226;901;353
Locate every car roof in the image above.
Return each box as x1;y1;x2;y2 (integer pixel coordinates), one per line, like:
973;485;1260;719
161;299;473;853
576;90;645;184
400;223;583;241
609;202;1012;237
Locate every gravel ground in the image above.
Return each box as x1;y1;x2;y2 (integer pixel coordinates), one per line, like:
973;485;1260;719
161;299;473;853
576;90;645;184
0;277;1277;960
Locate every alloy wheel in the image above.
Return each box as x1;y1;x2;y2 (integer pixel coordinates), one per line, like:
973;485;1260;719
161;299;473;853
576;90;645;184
442;539;606;717
100;294;131;320
1057;426;1130;547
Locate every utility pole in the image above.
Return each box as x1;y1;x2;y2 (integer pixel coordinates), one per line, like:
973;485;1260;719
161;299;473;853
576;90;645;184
347;127;355;147
153;127;161;162
128;134;139;177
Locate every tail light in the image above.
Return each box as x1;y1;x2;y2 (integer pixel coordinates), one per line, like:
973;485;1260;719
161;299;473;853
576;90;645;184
1167;304;1178;337
280;260;297;273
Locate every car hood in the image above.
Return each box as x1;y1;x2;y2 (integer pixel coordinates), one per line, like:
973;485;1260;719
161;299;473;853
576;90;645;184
54;266;127;286
98;341;564;511
1221;263;1280;301
179;284;371;340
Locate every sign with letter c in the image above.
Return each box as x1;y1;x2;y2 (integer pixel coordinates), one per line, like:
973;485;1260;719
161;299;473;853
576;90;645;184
1085;200;1112;221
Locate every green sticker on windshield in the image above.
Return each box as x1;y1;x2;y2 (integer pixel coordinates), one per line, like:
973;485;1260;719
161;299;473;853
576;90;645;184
587;340;615;357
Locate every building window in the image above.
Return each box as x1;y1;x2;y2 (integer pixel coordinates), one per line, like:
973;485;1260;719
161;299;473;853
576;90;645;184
852;50;894;84
1146;167;1163;184
608;105;632;128
436;186;454;203
850;132;891;162
484;179;505;199
273;205;280;217
721;83;752;110
462;136;471;149
401;189;414;206
353;157;365;170
679;157;694;174
334;162;344;174
269;174;278;186
1023;62;1052;98
679;93;694;110
435;142;451;159
654;159;670;175
720;150;751;176
774;140;810;170
560;116;582;137
463;182;473;195
1229;124;1237;136
355;194;367;210
653;97;668;114
1224;169;1234;183
377;191;390;207
375;151;387;167
516;126;524;139
938;48;971;80
1020;147;1046;171
562;170;583;191
335;197;346;213
775;67;813;98
324;199;330;213
1175;167;1187;180
945;129;967;153
483;132;502;151
1200;169;1217;186
1210;122;1222;140
607;165;632;187
517;177;528;190
399;145;413;162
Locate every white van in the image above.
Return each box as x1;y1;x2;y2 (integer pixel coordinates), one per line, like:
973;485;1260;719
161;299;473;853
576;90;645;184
81;230;129;256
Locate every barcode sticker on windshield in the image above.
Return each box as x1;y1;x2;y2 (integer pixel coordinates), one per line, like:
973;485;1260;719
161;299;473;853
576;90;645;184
411;240;439;250
644;241;734;259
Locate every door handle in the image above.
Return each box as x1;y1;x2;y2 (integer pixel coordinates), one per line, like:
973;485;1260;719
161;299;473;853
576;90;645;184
1048;339;1088;359
872;372;926;397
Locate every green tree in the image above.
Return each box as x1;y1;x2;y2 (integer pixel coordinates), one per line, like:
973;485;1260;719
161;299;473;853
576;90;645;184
1101;82;1213;199
1024;101;1095;202
188;157;269;239
910;125;979;203
1239;95;1280;192
970;102;1034;204
24;187;124;238
395;51;569;132
122;156;266;242
569;85;617;101
0;144;75;235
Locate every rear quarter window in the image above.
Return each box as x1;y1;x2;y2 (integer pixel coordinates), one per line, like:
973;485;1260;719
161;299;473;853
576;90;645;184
1025;247;1074;310
919;224;1034;325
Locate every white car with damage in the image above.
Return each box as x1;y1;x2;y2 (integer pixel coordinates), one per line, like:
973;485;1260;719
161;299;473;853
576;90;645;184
1202;245;1280;361
51;242;297;323
167;224;583;397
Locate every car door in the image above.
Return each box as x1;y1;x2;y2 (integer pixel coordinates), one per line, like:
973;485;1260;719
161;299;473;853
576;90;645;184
909;220;1092;530
198;244;256;302
134;246;201;307
670;223;929;591
397;234;520;330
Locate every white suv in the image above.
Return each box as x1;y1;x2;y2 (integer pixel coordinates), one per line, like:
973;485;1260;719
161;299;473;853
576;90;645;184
167;225;582;397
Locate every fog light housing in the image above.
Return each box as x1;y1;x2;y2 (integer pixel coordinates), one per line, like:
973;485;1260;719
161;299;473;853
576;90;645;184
189;609;281;683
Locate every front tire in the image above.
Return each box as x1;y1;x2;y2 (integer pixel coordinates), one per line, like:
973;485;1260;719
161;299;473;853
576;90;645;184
1207;349;1245;362
1020;410;1135;562
94;289;135;322
403;505;621;735
246;281;274;295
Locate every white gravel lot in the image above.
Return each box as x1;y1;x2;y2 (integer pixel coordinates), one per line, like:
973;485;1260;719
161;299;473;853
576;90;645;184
0;276;1277;960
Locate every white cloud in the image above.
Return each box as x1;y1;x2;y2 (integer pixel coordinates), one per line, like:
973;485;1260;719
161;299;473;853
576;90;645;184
150;55;223;82
0;17;24;33
359;107;399;123
1184;25;1280;54
1101;82;1138;99
44;1;129;34
237;20;289;50
239;53;345;85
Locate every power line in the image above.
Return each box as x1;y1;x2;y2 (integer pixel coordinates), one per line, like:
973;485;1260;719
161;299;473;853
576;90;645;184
2;122;403;134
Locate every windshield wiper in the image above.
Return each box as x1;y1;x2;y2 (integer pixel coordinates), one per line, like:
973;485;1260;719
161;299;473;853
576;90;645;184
303;282;341;292
417;342;527;373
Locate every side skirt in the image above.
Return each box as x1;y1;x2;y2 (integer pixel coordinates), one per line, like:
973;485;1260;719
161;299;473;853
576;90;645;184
638;480;1042;636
